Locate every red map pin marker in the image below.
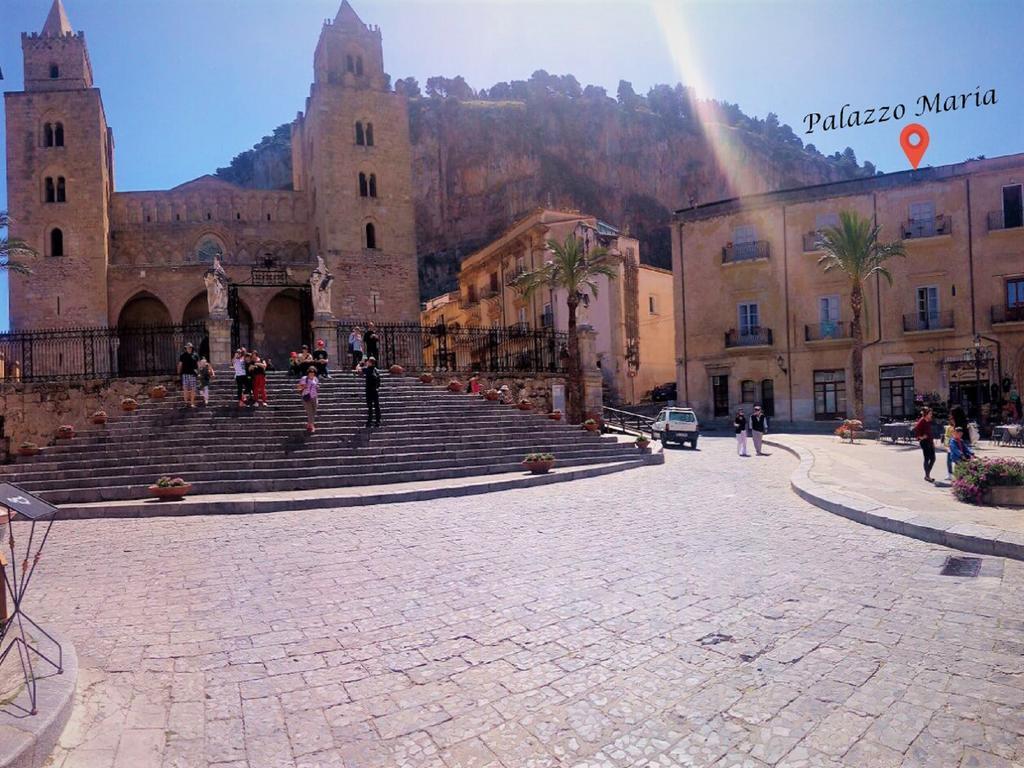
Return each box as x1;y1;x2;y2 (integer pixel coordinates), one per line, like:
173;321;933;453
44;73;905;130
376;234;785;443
900;123;930;169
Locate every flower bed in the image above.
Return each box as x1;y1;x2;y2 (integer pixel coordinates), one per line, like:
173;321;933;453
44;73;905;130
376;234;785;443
953;457;1024;505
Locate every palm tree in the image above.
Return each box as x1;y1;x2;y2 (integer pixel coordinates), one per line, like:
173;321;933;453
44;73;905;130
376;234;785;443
515;233;619;424
0;212;34;274
817;210;905;421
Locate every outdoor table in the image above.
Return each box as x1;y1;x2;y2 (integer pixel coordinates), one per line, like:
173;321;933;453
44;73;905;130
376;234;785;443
880;422;914;443
993;424;1023;447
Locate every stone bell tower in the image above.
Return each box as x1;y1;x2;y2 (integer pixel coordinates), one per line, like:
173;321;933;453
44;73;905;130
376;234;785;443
291;0;420;323
5;0;114;330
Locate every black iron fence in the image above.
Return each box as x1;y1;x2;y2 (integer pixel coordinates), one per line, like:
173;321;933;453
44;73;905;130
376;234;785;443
0;322;207;383
337;323;569;374
805;321;853;342
724;327;774;348
722;240;770;264
902;311;955;333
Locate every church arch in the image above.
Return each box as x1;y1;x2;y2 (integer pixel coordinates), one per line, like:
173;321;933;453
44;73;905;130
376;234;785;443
117;291;173;327
182;292;208;326
261;289;306;365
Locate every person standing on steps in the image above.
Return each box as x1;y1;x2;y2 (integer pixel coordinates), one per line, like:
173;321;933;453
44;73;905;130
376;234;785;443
197;357;215;406
298;366;320;433
914;407;936;483
177;341;199;409
734;409;749;457
364;323;380;365
232;348;249;407
750;404;768;455
312;339;330;379
364;357;382;428
249;351;268;407
349;326;364;370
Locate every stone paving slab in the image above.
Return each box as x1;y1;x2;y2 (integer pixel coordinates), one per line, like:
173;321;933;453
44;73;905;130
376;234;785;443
768;435;1024;561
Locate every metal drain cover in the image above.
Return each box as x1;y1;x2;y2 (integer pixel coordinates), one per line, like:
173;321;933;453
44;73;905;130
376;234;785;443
940;556;982;577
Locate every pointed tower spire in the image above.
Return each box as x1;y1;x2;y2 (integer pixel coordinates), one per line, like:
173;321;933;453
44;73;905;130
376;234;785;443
334;0;365;28
41;0;73;37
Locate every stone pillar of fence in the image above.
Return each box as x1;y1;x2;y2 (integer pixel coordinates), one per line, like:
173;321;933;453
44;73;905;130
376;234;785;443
577;325;604;417
208;316;232;368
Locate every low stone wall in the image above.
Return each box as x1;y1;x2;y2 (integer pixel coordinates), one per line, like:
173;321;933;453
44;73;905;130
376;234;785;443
0;375;177;455
419;373;565;415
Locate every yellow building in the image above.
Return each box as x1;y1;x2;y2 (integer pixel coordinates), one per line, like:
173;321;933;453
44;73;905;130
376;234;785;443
421;209;675;404
671;153;1024;426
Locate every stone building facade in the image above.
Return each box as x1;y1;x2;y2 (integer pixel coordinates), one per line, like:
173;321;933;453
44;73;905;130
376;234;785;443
4;0;419;365
671;153;1024;427
422;209;676;405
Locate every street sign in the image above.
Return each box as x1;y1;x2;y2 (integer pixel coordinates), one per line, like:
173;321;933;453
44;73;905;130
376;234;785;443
0;483;58;521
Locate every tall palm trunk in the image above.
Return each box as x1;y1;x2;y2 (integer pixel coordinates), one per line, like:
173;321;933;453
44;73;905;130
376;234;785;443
850;281;864;420
566;294;584;424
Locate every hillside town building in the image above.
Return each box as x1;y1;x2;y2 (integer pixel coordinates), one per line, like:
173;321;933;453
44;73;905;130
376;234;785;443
4;0;419;365
422;209;675;405
671;153;1024;426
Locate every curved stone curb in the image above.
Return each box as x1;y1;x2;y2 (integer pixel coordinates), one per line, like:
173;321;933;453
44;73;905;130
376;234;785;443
766;437;1024;562
54;453;665;520
0;629;78;768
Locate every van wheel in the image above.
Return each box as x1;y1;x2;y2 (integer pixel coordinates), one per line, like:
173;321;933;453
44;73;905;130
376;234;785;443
689;437;698;449
660;431;669;447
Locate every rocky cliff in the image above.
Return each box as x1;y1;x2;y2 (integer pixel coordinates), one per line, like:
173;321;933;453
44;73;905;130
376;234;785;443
216;76;875;300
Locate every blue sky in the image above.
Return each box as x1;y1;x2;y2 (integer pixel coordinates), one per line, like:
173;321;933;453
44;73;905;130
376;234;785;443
2;0;1022;330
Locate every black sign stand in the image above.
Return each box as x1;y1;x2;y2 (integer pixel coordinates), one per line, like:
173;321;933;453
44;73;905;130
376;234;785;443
0;483;62;716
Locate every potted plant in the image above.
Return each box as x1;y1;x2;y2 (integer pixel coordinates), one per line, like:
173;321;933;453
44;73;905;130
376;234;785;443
148;475;193;500
583;418;599;432
484;388;500;401
389;364;404;376
17;442;40;457
517;399;533;411
635;435;651;450
91;410;108;425
834;418;863;443
953;457;1024;506
547;410;562;421
54;424;75;440
149;384;168;399
419;372;434;384
522;452;555;474
121;397;139;412
447;379;464;393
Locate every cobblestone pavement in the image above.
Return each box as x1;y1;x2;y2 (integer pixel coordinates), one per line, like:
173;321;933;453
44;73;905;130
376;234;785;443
24;436;1024;767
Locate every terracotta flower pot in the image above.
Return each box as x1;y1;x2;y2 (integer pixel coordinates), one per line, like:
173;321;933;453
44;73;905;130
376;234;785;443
547;411;562;421
148;483;193;500
448;380;464;393
121;399;138;412
54;425;75;439
389;364;404;376
484;389;500;401
517;401;533;411
419;373;434;384
522;459;555;475
18;445;40;457
91;412;108;425
635;439;651;450
583;421;599;432
149;385;168;399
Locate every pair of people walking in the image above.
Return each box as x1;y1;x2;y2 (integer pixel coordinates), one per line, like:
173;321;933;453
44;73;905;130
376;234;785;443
734;405;768;456
296;356;382;433
233;348;269;407
916;407;974;483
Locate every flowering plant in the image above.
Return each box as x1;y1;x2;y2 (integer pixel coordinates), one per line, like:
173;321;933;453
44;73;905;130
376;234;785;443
953;458;1024;505
834;419;863;443
523;453;555;463
155;476;189;488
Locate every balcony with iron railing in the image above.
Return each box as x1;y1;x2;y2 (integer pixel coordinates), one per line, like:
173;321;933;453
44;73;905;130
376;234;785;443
802;232;823;252
901;214;951;239
902;311;955;333
805;321;853;343
992;305;1024;325
987;210;1024;232
505;266;527;286
724;327;773;348
721;240;770;264
459;292;479;310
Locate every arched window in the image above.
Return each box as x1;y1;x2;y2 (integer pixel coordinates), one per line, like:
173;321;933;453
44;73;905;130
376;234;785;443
49;64;59;79
346;55;355;73
365;223;377;250
741;379;756;403
194;236;223;264
44;177;56;203
50;228;64;257
56;177;66;203
356;57;364;76
44;123;54;147
366;123;374;146
355;121;365;146
369;174;377;198
358;172;368;197
54;123;64;146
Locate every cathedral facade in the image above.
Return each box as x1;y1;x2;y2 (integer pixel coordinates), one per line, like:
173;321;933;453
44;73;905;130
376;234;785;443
5;0;420;363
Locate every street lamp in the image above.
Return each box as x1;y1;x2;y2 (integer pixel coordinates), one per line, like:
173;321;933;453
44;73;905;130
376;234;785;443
972;334;984;420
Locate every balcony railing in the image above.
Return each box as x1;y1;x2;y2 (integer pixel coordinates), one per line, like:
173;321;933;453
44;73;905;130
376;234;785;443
802;232;823;252
992;305;1024;324
988;210;1024;232
805;321;852;342
721;240;770;264
505;266;527;286
460;292;479;310
901;214;951;239
903;311;955;332
725;327;773;348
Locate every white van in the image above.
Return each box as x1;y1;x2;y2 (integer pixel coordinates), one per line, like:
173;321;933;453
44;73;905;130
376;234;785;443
651;407;700;448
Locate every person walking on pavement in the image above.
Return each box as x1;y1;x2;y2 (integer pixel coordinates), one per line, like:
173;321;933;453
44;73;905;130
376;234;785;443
177;341;199;408
363;322;380;364
750;404;768;455
914;406;936;482
734;409;749;457
364;356;382;428
298;366;320;433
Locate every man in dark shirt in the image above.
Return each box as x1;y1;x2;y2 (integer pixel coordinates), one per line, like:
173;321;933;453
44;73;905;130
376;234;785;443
177;341;199;408
312;339;330;379
364;357;382;428
363;323;380;363
750;405;768;455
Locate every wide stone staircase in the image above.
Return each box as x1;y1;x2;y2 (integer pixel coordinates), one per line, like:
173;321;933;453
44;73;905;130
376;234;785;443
0;371;652;511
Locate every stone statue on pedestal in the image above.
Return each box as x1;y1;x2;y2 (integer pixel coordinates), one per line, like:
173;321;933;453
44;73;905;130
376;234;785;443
310;255;334;317
203;256;229;317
